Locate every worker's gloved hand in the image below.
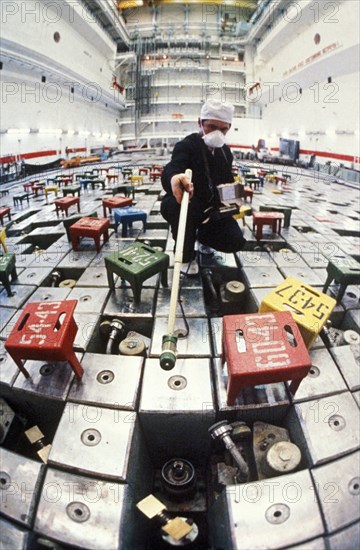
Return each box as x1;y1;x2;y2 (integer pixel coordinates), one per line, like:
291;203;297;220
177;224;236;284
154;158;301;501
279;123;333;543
170;173;193;204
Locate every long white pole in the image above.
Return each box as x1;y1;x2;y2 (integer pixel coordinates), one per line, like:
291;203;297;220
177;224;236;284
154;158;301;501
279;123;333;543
167;168;192;336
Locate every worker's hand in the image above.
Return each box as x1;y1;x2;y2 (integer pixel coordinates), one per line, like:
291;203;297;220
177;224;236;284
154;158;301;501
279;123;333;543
170;173;194;204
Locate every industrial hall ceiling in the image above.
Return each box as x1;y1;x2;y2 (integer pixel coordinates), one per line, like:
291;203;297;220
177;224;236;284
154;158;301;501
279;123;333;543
81;0;265;50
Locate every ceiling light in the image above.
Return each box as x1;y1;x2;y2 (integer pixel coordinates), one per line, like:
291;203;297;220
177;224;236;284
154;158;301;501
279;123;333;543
8;128;30;134
118;0;143;7
335;129;355;135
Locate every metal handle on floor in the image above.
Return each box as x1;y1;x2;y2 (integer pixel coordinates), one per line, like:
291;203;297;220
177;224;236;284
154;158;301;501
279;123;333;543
160;169;192;370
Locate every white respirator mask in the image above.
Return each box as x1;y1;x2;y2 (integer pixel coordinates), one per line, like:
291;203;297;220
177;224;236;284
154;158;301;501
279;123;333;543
202;129;227;148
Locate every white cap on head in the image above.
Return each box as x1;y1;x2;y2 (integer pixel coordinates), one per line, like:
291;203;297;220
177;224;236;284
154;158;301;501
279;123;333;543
200;100;234;124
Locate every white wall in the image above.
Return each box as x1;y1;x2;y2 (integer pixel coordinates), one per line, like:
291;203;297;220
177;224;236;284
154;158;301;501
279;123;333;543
227;117;262;149
0;0;123;163
1;65;120;160
253;0;360;167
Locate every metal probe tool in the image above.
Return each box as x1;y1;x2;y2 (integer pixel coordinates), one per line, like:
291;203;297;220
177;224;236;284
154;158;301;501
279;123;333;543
209;421;249;482
160;168;192;370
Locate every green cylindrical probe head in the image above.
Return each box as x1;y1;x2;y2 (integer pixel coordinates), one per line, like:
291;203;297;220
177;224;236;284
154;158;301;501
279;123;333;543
160;335;178;370
160;351;177;371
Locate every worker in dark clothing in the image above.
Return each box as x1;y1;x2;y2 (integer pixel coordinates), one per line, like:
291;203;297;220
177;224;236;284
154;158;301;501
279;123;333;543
161;100;246;275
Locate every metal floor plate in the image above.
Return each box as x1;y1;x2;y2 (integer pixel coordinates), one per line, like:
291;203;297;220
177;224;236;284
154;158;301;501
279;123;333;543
68;352;143;410
295;392;360;465
209;470;324;550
